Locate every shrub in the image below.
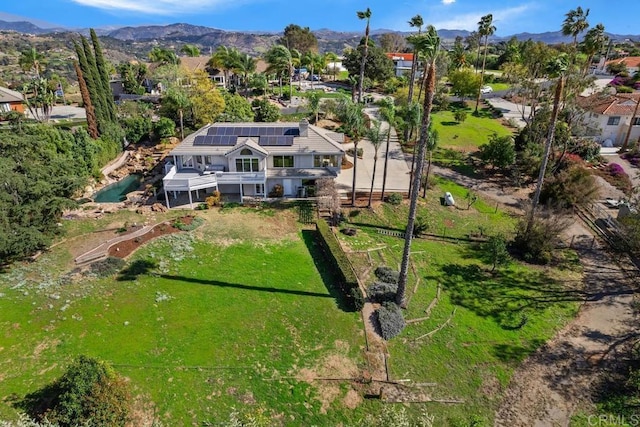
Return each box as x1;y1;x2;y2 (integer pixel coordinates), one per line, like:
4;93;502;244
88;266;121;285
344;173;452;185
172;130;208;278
607;163;625;176
315;220;364;311
172;216;203;231
453;110;468;123
413;215;431;236
567;138;601;162
268;184;284;198
206;190;221;208
153;117;175;140
512;209;571;264
368;281;398;303
89;257;126;277
539;165;599;209
376;301;405;340
374;266;399;284
21;355;131;427
386;193;403;205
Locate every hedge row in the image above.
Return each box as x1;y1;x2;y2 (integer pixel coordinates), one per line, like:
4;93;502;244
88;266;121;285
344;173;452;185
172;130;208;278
315;220;365;311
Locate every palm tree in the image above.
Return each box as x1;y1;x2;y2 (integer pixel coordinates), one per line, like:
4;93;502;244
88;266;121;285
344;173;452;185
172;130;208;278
164;87;191;140
580;23;606;75
404;101;422;196
339;99;365;206
397;25;440;307
356;7;372;104
528;54;569;230
264;45;293;97
450;37;467;70
407;14;423;104
421;126;439;198
209;45;241;89
307;91;321;123
180;44;201;57
366;119;387;207
562;6;590;48
323;51;340;80
236;53;257;97
149;47;179;65
19;47;44;78
378;97;396;201
474;14;496;114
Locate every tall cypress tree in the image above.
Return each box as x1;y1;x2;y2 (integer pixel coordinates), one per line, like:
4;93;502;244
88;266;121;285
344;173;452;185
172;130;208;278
74;61;99;138
81;36;107;125
74;39;106;130
90;29;117;122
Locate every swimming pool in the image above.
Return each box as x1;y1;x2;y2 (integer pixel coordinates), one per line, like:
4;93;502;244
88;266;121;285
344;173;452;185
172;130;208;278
93;174;143;203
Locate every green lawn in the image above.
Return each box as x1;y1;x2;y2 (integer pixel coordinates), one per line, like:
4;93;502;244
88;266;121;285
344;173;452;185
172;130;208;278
338;181;582;425
431;104;514;151
0;190;583;426
487;83;510;92
0;210;366;426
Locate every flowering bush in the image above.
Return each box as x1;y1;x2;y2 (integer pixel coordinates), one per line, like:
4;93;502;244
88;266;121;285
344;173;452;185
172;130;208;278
607;163;625;176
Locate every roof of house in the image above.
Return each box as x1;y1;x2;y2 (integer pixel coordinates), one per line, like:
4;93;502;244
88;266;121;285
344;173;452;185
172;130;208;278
577;92;640;116
178;56;212;74
169;121;345;157
385;52;414;62
605;56;640;69
0;86;25;103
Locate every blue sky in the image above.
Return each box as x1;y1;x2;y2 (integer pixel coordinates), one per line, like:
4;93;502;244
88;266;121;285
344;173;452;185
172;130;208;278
1;0;638;36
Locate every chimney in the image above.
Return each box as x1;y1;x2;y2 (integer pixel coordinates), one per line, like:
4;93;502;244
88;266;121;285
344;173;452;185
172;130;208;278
299;118;309;137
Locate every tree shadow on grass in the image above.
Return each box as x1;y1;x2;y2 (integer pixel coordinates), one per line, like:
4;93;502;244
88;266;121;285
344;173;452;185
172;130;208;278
492;339;546;363
301;229;357;312
117;259;158;281
12;381;59;422
430;263;585;330
159;273;334;299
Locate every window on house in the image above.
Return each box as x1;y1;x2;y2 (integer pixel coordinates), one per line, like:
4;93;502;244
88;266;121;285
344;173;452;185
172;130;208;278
0;103;10;113
255;184;264;195
314;155;338;167
607;116;621;125
181;156;194;168
273;156;294;168
240;148;253;155
235;158;259;172
632;117;640;126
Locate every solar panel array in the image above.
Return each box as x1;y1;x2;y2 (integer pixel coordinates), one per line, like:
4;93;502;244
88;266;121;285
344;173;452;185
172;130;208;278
192;126;299;146
193;135;237;146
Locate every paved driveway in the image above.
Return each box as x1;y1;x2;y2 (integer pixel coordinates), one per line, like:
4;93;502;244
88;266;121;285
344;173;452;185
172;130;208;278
335;106;411;195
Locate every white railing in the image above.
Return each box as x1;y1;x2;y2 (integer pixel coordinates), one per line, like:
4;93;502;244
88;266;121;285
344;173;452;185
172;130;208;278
216;171;265;184
163;169;266;191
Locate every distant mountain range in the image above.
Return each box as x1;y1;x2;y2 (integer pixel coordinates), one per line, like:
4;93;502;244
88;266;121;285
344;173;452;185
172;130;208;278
1;19;638;52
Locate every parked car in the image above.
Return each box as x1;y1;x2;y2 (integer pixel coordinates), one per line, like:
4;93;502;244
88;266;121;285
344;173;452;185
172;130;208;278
480;85;493;94
308;74;321;81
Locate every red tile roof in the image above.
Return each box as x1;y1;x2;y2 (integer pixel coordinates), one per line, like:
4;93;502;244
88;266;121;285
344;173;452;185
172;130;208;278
605;56;640;69
578;92;640;116
385;52;414;61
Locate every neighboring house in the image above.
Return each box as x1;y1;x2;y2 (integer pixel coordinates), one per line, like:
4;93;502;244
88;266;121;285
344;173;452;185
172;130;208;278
603;56;640;75
577;92;640;147
162;119;345;208
178;55;226;87
385;52;414;78
0;86;25;114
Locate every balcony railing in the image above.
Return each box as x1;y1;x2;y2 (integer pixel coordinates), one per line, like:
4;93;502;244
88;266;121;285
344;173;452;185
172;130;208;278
163;166;266;191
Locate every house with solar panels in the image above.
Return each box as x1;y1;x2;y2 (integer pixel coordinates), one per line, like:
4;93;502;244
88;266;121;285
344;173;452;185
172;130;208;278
162;119;345;208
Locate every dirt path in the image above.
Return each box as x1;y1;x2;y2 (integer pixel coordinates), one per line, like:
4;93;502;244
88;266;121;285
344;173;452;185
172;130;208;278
495;222;639;426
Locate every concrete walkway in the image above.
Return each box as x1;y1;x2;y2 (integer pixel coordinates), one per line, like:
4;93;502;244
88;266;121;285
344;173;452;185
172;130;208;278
335;107;411;196
74;225;154;264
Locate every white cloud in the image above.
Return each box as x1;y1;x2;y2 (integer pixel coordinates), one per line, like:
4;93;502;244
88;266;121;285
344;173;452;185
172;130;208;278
71;0;228;15
442;0;455;5
430;4;533;32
